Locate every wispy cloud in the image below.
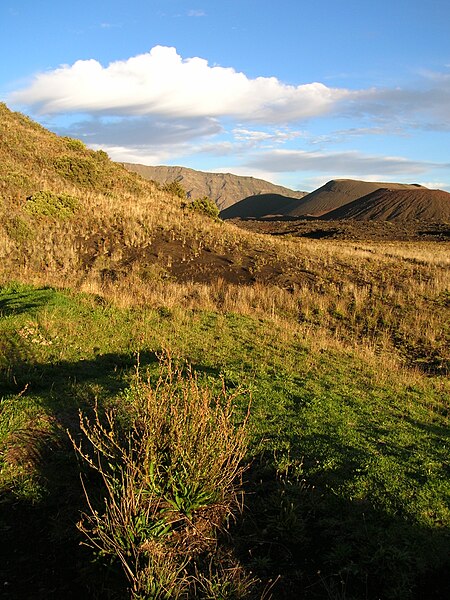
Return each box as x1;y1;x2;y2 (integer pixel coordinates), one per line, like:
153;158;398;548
56;115;221;146
54;114;222;168
309;126;410;146
99;22;121;29
187;9;206;17
232;127;304;144
245;149;449;177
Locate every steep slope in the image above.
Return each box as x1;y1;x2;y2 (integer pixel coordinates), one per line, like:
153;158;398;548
283;179;425;217
321;187;450;222
121;163;307;210
0;104;152;202
0;103;320;292
220;193;302;219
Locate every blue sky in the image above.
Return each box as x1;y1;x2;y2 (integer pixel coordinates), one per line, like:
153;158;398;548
1;0;449;191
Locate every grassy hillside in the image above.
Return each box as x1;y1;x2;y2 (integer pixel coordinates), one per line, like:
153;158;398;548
0;104;449;599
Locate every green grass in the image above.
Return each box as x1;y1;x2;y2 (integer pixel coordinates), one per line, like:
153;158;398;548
0;283;449;599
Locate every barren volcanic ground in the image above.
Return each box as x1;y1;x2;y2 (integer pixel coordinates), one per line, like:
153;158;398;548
230;217;450;242
322;188;450;222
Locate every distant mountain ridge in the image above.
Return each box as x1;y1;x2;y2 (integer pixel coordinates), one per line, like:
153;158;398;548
221;178;450;223
121;163;307;210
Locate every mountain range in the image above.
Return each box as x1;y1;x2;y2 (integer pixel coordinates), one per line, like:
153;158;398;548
122;163;450;223
121;163;307;210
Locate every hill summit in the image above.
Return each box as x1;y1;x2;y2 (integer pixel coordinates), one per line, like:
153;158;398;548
221;178;450;222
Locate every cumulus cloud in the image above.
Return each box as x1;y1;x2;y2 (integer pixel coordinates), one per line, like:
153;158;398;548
245;149;450;177
9;46;351;123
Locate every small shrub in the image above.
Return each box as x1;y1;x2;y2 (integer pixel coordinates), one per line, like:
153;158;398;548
54;155;100;188
70;356;249;599
4;215;34;242
63;136;86;152
95;149;110;161
162;180;187;200
2;170;33;191
25;190;79;218
183;197;220;220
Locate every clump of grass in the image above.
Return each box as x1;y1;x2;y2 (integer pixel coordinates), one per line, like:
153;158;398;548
70;355;249;599
25;190;79;218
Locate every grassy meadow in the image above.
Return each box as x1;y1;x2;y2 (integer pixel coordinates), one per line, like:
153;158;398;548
0;104;449;599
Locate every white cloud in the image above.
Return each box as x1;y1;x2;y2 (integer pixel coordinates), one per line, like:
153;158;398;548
9;46;351;123
245;149;450;177
232;127;304;144
8;48;450;135
91;144;172;166
99;22;121;29
210;165;284;186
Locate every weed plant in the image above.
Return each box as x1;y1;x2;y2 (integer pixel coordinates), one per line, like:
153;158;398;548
0;284;449;598
69;356;250;599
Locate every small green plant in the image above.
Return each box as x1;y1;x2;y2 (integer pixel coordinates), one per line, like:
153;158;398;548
70;356;249;599
54;155;100;188
95;149;110;161
62;136;86;152
25;190;79;218
4;215;34;242
162;180;187;200
183;196;220;220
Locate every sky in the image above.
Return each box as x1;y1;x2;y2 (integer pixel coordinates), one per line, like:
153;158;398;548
1;0;450;192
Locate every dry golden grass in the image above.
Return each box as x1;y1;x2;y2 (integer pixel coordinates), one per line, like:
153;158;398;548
1;102;448;376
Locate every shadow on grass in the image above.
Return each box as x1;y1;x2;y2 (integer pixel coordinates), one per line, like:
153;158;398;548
231;437;450;600
1;350;449;599
0;350;160;600
0;286;60;317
